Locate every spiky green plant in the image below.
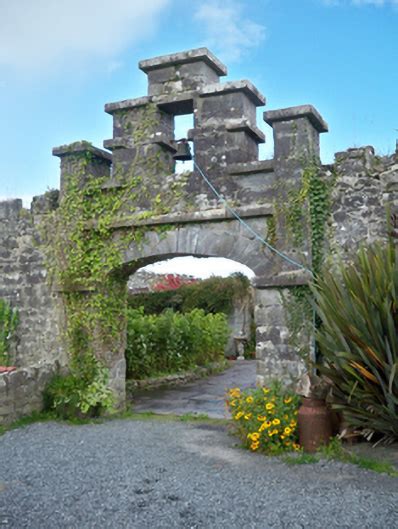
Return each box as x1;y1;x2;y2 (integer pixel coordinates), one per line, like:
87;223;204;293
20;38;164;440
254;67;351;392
0;299;19;365
314;242;398;443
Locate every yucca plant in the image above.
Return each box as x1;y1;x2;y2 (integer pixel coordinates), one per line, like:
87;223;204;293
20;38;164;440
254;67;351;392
314;242;398;443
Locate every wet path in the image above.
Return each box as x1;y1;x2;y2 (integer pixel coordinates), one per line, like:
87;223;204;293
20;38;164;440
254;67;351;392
130;360;256;418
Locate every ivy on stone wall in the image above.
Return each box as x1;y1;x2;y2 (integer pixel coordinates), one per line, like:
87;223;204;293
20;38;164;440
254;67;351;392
41;103;188;415
273;157;337;364
0;299;18;366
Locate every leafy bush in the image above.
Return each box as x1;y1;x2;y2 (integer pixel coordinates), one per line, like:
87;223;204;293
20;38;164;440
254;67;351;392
125;308;229;379
128;273;250;316
226;383;300;453
44;353;114;419
0;299;18;366
314;242;398;442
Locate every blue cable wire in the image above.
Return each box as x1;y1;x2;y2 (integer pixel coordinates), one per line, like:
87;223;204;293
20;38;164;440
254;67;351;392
193;159;313;275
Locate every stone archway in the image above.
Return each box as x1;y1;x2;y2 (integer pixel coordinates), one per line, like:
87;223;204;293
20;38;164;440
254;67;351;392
50;48;326;408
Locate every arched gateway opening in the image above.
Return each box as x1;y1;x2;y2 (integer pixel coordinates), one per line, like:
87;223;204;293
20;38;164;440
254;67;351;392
49;48;326;408
124;256;255;416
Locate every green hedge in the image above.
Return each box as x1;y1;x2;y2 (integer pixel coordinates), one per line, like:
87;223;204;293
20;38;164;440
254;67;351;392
128;273;250;315
125;308;229;379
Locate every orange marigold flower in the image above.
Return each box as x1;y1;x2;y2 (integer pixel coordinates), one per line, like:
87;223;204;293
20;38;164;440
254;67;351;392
272;418;281;426
265;402;275;410
257;415;267;422
246;396;254;404
284;396;292;404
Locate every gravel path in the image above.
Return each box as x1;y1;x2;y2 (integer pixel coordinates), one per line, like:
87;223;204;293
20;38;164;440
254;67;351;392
1;419;397;529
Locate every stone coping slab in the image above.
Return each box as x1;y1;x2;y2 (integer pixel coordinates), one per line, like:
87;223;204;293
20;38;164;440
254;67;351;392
225;119;266;143
85;204;273;231
52;141;112;162
105;92;196;116
199;80;266;106
254;269;313;288
139;47;227;76
228;159;274;175
104;96;152;114
103;134;177;153
264;105;328;133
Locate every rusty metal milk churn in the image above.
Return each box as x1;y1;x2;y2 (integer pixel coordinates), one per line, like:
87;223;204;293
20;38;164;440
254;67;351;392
298;397;333;453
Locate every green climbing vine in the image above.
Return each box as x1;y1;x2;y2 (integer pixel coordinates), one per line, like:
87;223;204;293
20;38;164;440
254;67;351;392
41;103;190;417
0;298;18;366
274;156;337;361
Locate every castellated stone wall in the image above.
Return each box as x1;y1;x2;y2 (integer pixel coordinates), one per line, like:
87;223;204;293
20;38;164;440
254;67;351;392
0;198;65;368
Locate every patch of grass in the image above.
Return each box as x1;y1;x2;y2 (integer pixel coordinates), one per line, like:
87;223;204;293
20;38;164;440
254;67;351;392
0;411;56;436
352;456;398;476
178;413;210;422
281;437;398;477
283;453;319;465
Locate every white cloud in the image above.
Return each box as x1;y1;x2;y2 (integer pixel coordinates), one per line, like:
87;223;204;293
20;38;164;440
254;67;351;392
322;0;398;5
194;0;266;62
144;256;254;279
0;0;170;74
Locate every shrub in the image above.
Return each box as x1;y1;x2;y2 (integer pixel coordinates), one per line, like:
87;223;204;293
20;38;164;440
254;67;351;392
44;353;114;419
128;273;251;316
226;383;300;454
125;308;229;379
0;299;18;366
314;242;398;442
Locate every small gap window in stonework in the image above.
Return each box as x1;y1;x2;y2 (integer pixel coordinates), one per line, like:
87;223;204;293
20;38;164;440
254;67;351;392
174;114;194;174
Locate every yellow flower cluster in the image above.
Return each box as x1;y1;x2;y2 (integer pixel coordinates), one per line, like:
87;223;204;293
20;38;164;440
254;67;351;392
226;385;300;454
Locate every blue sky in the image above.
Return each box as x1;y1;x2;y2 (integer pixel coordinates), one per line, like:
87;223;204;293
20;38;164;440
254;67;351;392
0;0;397;276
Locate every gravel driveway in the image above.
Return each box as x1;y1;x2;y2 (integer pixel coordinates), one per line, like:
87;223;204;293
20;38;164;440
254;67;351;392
0;419;397;529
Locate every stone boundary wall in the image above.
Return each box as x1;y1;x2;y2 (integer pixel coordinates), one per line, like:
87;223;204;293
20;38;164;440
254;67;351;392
0;198;65;368
327;146;398;257
0;364;55;425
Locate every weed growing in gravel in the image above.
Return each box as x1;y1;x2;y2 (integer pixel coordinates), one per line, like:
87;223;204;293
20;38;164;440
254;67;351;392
282;437;398;477
226;383;300;454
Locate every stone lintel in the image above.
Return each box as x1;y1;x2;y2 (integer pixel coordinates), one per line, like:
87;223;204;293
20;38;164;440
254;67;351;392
199;80;266;106
156;92;195;115
228;159;274;175
104;135;176;153
264;105;328;133
104;96;152;115
225;119;266;143
139;47;227;77
254;269;313;288
86;204;273;230
52;141;112;163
